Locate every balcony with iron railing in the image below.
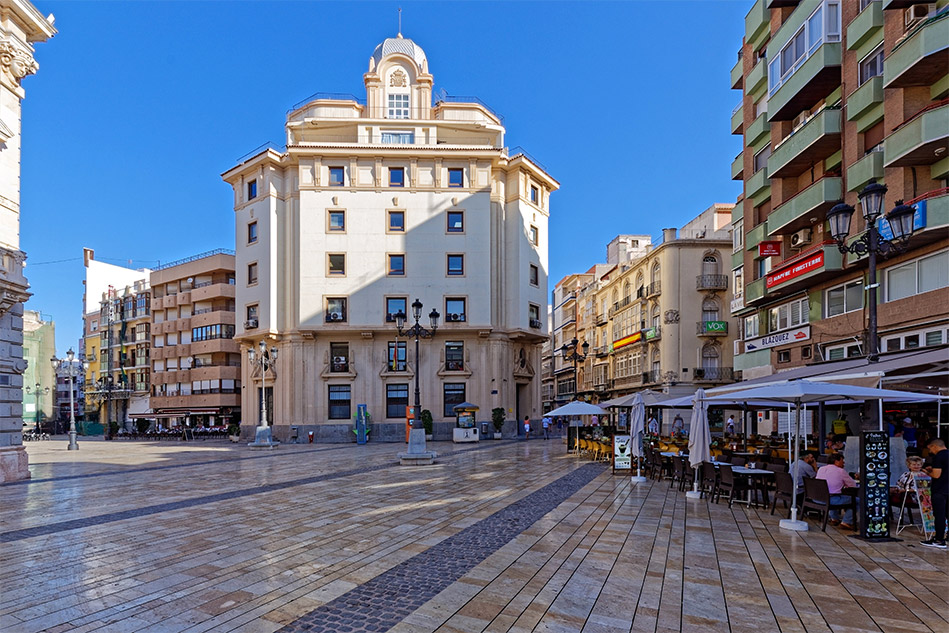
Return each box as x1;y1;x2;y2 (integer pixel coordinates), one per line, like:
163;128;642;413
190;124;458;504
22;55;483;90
646;281;661;298
693;367;735;383
696;274;728;291
697;321;729;337
642;370;661;384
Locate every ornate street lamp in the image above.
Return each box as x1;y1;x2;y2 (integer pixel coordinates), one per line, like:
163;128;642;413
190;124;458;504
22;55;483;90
51;348;85;450
24;382;49;434
394;298;439;464
560;337;589;398
827;180;917;361
247;339;279;448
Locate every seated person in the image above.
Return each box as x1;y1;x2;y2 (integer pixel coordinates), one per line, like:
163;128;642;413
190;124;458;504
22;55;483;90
789;451;818;496
816;453;857;529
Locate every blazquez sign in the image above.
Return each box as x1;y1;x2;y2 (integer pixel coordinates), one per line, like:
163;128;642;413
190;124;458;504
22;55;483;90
744;325;811;351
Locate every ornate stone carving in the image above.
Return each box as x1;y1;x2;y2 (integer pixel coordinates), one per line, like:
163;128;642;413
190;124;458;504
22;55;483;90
389;69;407;87
0;39;38;84
663;310;680;324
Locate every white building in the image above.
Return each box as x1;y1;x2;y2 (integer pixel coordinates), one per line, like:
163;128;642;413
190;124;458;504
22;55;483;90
0;0;54;482
223;34;557;441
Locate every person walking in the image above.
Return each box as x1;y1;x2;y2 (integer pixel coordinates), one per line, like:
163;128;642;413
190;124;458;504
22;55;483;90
725;414;736;435
523;416;531;440
921;438;947;549
542;416;550;440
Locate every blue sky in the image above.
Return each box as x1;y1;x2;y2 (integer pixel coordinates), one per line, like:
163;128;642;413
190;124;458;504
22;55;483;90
21;0;746;354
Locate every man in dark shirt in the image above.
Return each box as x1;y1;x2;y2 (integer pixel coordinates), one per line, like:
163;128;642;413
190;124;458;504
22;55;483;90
921;438;947;549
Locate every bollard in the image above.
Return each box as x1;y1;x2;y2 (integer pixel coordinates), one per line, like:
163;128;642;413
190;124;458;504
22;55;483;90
308;430;314;443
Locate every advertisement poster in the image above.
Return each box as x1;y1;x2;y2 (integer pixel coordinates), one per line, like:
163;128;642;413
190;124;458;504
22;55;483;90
913;473;935;537
613;435;632;473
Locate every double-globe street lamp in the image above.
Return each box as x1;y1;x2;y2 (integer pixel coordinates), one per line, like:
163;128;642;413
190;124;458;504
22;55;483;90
247;339;279;447
394;299;440;431
24;382;49;434
560;337;589;398
827;180;917;362
51;348;85;451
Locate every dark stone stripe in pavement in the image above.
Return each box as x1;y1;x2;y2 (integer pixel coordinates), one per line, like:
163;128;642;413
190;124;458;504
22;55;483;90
0;442;511;543
275;462;606;633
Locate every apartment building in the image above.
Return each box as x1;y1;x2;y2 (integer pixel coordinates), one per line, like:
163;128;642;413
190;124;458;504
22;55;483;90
548;206;736;406
730;0;948;379
223;34;557;441
21;310;55;429
0;0;54;481
147;250;239;427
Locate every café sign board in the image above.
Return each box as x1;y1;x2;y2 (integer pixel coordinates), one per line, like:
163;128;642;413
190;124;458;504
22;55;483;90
759;241;782;257
743;325;810;351
766;251;824;289
613;434;632;472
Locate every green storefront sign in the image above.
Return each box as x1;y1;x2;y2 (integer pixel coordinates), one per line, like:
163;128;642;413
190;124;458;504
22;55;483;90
643;327;657;340
702;321;727;333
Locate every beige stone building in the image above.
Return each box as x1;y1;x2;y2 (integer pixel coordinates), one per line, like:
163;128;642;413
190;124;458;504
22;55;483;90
0;0;53;481
222;35;557;441
548;205;737;412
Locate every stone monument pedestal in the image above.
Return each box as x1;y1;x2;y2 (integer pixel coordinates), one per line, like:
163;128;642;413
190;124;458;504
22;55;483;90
248;425;280;450
0;446;31;483
399;428;436;465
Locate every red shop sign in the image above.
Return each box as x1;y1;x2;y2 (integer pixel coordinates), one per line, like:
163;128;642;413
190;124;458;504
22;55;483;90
759;241;782;257
766;251;824;288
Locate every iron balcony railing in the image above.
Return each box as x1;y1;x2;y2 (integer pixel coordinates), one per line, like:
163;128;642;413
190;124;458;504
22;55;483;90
696;274;728;291
693;367;735;382
642;370;661;384
697;321;729;336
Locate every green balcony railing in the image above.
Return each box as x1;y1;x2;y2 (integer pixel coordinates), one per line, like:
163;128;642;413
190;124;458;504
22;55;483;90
884;103;949;168
846;76;883;131
731;105;744;135
745;277;767;304
846;151;884;192
769;43;842;122
746;0;770;52
768;108;841;179
731;56;744;90
747;58;768;97
746;113;770;146
746;221;769;250
732;249;744;270
767;177;842;236
847;1;883;51
746;167;770;201
884;10;949;89
732;152;744;181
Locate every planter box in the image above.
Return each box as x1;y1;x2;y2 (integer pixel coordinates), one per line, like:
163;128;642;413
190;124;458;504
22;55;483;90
494;432;502;440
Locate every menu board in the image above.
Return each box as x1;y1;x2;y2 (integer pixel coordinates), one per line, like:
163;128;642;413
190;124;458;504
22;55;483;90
860;430;890;539
613;435;632;473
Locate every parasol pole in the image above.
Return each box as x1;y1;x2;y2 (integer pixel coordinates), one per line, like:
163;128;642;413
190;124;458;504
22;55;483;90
780;397;808;531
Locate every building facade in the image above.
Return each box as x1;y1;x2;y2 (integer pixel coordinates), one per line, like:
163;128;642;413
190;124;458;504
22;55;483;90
223;35;557;441
548;205;737;407
730;0;948;379
21;309;54;429
147;249;239;428
0;0;54;481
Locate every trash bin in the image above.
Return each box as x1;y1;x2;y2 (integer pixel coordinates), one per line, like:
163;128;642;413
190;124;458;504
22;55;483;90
307;430;314;443
290;426;299;443
481;422;490;436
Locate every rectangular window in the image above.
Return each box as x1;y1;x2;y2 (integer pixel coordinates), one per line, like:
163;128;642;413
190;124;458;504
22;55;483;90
733;267;744;298
381;132;414;144
388;341;407;371
386;297;407;322
859;44;884;85
448;168;463;187
445;341;464;371
529;264;539;286
248;221;258;244
247;180;257;200
329;166;344;186
443;383;466;418
770;1;841;95
246;304;258;321
917;250;949;295
388;254;405;276
386;384;409;418
445;297;466;322
530;185;539;204
753;145;771;173
529;225;539;246
330;342;349;373
769;297;809;332
447;211;464;233
326;297;347;322
447;254;464;276
389;167;405;187
529;303;541;322
328;210;345;232
328;253;346;276
388;210;405;232
744;313;759;339
826;279;863;317
387;94;409;119
328;385;351;419
247;262;258;285
733;219;743;251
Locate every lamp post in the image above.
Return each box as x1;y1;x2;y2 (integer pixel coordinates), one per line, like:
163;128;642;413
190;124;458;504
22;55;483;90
827;180;917;362
51;348;84;450
247;339;279;448
394;298;439;465
560;337;589;399
24;382;49;434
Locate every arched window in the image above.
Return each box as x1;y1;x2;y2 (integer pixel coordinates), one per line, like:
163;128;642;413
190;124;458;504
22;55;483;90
612;289;618;305
651;349;661;372
652;306;661;328
635;272;645;297
702;344;720;370
651;262;661;284
702;254;720;276
623;281;630;301
702;297;720;322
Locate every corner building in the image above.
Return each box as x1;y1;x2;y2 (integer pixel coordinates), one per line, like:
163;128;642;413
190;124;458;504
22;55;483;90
730;0;948;379
223;35;557;441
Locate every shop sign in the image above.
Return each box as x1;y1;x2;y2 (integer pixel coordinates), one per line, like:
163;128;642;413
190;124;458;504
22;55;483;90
743;325;810;351
643;327;658;340
759;241;782;257
766;251;824;289
700;321;728;333
613;434;632;472
612;331;642;351
731;296;745;313
878;199;926;241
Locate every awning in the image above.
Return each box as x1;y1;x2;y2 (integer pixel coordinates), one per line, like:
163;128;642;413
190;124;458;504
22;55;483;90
128;407;225;419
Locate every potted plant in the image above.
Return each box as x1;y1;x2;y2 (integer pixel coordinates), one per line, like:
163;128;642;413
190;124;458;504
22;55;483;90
421;409;434;440
491;407;505;439
227;421;242;442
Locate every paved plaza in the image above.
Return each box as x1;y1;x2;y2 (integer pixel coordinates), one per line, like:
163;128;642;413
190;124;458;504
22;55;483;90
1;437;947;633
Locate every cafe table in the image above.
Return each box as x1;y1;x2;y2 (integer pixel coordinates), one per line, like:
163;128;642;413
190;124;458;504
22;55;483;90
713;462;774;506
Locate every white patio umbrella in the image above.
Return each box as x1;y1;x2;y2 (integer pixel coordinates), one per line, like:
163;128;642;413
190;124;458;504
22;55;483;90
704;379;942;531
685;388;710;499
545;400;609;417
629;393;647;483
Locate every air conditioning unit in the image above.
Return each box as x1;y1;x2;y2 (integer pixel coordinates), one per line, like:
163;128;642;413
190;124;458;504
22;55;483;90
244;319;258;329
905;4;935;29
790;228;812;248
792;109;810;130
329;312;343;322
447;313;459;322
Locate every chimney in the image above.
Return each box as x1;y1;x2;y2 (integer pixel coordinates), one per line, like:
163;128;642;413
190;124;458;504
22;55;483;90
662;228;677;242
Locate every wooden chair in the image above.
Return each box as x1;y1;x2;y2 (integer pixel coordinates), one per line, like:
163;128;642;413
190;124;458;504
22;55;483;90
682;459;696;492
802;477;856;531
700;462;719;500
717;464;748;507
770;471;796;518
766;462;788;473
730;456;747;467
